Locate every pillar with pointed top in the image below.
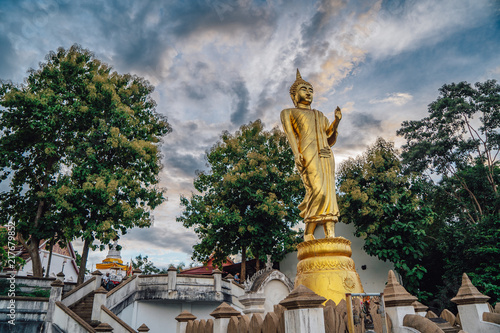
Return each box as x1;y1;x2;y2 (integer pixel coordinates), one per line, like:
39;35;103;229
383;270;417;330
175;311;196;333
210;302;241;333
280;285;327;332
451;273;499;333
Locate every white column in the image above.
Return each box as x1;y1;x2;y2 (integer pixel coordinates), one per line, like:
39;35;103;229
213;268;222;293
284;307;325;333
175;311;196;333
451;273;499;333
131;300;139;329
457;303;498;333
92;270;103;288
210;302;241;333
44;279;64;332
168;266;177;292
92;287;108;322
46;279;64;323
385;306;415;332
279;285;326;333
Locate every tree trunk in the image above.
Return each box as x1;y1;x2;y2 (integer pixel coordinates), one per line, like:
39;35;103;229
77;237;91;285
255;248;260;272
30;248;43;277
45;239;54;278
241;245;246;282
19;235;43;277
24;197;46;277
30;239;43;277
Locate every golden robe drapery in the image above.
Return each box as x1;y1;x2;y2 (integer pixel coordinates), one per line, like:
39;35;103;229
280;108;339;223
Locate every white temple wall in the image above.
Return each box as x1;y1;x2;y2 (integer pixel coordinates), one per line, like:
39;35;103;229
17;251;78;282
263;279;291;313
117;300;223;333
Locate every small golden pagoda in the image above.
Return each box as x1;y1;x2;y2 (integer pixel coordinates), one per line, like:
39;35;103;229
95;240;127;274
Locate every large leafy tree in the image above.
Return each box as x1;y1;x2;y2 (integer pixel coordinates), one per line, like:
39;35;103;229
0;45;171;281
131;254;167;275
0;227;25;272
177;120;303;280
398;80;499;306
337;138;434;294
397;80;499;222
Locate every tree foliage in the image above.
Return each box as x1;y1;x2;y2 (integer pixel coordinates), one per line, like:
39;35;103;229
0;227;25;272
131;255;193;274
398;80;499;307
177;120;303;280
0;45;171;279
131;254;167;275
398;80;499;223
337;138;434;294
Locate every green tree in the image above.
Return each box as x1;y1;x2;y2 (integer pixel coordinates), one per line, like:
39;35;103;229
131;254;166;275
398;80;499;305
0;227;25;272
337;138;434;294
0;45;171;281
177;120;303;280
397;80;499;222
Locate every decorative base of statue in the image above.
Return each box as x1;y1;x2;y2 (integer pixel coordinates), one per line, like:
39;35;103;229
295;237;364;304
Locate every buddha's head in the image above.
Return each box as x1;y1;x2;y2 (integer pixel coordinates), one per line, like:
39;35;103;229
290;69;313;108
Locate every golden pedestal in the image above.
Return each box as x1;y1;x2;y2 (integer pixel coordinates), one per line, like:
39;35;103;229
295;237;364;304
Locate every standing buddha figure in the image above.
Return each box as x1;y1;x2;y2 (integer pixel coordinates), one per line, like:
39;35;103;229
280;69;342;242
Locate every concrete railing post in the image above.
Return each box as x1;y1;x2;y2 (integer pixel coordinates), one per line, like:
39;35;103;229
168;266;177;292
95;322;114;332
210;302;241;333
383;270;417;332
91;287;108;323
175;310;196;333
412;301;428;317
56;271;65;282
451;273;499;333
92;270;103;289
279;285;326;333
133;268;142;276
213;268;222;293
46;279;64;324
137;323;150;332
239;292;266;315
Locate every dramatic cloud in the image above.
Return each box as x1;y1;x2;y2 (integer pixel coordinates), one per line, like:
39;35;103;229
369;92;413;106
121;225;198;255
0;35;15;79
1;0;498;266
336;111;383;153
362;0;493;59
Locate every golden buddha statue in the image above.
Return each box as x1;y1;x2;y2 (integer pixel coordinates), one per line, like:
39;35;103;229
281;70;364;304
280;69;342;241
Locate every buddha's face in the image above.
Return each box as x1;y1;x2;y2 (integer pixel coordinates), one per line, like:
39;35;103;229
295;83;313;108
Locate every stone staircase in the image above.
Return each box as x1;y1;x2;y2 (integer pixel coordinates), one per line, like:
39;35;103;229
68;291;95;325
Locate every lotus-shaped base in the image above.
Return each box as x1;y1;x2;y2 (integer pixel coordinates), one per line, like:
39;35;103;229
295;237;364;304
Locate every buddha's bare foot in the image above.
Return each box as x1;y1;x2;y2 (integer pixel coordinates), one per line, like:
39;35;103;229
304;234;315;242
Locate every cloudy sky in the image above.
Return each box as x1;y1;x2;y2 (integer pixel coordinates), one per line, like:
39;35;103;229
1;0;499;270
